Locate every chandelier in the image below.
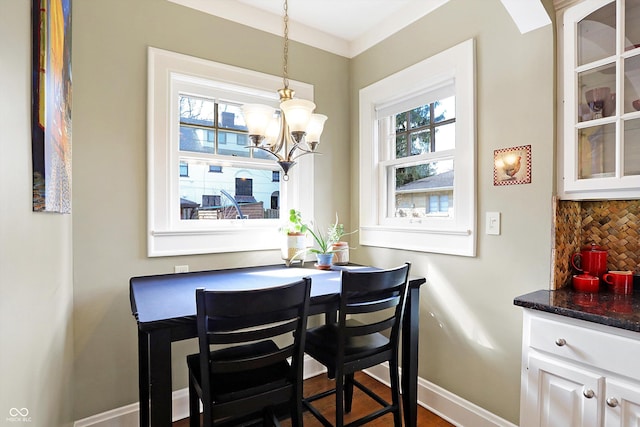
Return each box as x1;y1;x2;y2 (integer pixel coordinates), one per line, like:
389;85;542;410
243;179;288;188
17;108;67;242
241;0;327;181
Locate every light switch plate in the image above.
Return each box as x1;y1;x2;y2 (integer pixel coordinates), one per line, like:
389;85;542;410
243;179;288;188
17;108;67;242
486;212;501;235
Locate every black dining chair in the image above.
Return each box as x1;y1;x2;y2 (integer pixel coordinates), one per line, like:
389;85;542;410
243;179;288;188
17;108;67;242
302;263;411;427
186;277;312;427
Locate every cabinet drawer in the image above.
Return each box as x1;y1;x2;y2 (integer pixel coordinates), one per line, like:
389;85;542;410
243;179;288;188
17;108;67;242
528;314;640;380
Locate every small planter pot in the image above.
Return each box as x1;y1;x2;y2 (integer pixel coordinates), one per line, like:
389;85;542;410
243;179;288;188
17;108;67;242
315;253;333;270
282;232;306;267
331;241;349;265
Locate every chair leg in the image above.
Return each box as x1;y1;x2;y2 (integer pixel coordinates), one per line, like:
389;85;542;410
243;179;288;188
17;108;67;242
335;373;344;427
344;373;355;413
188;375;200;427
389;360;402;427
291;393;303;427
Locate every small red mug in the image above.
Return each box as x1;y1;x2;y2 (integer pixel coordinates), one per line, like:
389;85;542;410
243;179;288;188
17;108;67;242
603;271;633;294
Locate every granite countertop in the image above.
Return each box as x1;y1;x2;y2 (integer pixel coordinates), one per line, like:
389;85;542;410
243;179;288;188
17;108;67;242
514;287;640;333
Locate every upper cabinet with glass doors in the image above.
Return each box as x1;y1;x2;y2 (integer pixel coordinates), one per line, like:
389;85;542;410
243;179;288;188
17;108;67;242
560;0;640;199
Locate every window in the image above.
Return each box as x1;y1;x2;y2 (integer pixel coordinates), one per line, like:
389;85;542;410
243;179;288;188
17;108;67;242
386;97;455;220
235;178;253;197
147;47;315;256
359;39;476;256
179;162;189;177
428;194;449;214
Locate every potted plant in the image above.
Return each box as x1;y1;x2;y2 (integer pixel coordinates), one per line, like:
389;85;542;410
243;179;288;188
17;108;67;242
281;209;308;267
305;225;335;270
327;214;357;265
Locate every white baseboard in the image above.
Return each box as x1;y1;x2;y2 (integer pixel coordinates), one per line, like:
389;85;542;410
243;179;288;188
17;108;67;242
73;356;326;427
74;358;516;427
365;363;518;427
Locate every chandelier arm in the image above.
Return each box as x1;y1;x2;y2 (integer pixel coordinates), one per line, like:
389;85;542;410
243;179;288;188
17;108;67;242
271;122;288;156
287;143;312;161
245;146;284;162
290;142;314;155
271;139;286;158
288;150;316;163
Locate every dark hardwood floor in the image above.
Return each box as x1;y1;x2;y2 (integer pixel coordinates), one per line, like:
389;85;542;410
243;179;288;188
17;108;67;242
173;372;454;426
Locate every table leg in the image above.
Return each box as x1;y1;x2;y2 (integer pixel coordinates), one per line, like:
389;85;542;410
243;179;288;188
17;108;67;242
148;329;173;427
138;330;150;427
402;284;420;427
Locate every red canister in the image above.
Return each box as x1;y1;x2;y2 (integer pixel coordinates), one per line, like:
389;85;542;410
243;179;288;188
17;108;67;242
571;243;608;278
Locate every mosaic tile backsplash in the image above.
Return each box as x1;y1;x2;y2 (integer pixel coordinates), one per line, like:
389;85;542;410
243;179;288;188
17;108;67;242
553;199;640;289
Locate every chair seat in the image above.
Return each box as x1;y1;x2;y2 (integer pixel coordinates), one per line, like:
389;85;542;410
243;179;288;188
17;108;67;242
187;340;291;403
305;319;390;363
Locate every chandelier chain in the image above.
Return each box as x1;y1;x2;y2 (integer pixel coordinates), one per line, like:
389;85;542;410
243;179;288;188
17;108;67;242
282;0;289;89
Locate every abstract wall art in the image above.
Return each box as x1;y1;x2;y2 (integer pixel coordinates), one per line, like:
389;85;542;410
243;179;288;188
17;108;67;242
31;0;72;213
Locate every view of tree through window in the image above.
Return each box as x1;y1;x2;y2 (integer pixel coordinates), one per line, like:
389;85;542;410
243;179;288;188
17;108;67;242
178;95;281;221
391;96;455;218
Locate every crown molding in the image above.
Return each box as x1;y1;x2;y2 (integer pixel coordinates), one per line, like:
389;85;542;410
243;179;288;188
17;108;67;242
554;0;583;12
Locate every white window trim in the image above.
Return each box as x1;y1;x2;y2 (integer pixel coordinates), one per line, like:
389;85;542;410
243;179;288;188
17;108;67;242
147;47;314;257
358;38;477;257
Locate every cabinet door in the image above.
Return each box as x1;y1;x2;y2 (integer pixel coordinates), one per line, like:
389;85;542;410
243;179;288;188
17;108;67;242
524;353;604;427
560;0;640;199
604;377;640;427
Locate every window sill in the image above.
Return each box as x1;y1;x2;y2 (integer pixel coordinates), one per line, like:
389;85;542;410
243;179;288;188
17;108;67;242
149;227;281;257
359;225;475;257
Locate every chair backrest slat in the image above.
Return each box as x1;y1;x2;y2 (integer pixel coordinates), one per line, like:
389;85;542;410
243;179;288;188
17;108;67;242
209;345;295;374
207;318;298;345
346;295;399;314
344;317;396;338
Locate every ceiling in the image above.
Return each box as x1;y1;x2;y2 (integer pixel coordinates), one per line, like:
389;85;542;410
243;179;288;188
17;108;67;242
168;0;551;58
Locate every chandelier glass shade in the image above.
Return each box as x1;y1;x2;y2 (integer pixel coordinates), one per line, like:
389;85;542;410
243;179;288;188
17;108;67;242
241;0;327;180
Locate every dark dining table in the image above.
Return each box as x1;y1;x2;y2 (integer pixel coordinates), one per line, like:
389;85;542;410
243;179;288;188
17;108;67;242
129;263;426;427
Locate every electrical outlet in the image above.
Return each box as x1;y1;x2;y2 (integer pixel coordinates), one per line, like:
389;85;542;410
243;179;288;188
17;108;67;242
486;212;501;235
174;265;189;273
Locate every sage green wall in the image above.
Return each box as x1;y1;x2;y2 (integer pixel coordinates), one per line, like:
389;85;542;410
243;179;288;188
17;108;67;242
71;0;349;420
350;0;555;423
0;1;75;426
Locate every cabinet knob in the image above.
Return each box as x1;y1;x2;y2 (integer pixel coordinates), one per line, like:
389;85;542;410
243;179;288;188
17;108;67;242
555;338;566;347
583;389;595;399
606;397;619;408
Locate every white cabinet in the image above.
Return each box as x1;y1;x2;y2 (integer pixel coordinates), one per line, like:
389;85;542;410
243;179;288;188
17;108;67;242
520;309;640;427
604;378;640;426
526;353;603;427
558;0;640;199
